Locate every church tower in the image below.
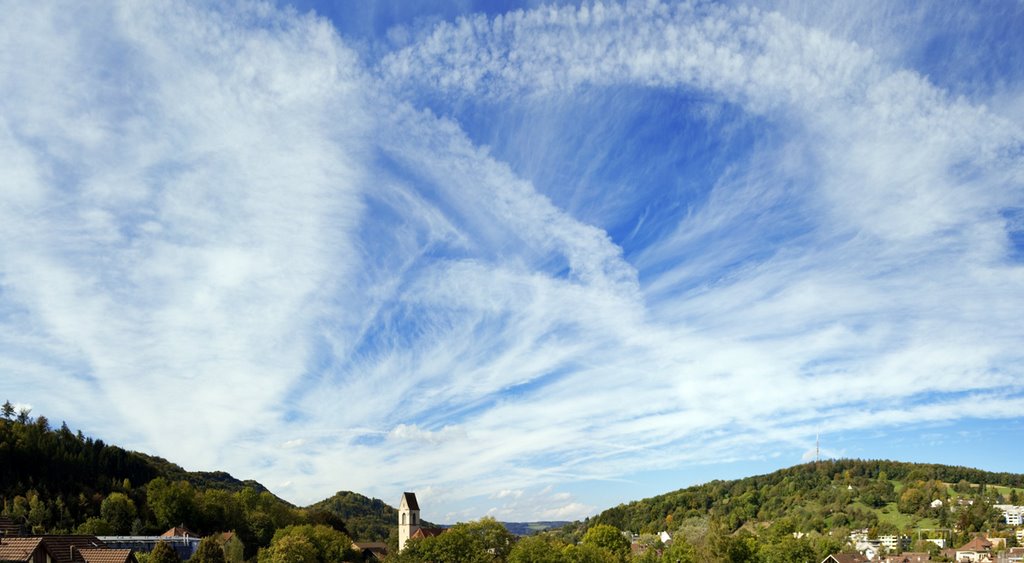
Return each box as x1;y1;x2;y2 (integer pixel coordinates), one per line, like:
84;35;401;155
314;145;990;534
398;492;421;552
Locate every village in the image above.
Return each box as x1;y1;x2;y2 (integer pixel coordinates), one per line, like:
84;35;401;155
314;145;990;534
3;489;1024;563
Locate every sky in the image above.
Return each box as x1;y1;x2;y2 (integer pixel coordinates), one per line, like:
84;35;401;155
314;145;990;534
1;0;1023;524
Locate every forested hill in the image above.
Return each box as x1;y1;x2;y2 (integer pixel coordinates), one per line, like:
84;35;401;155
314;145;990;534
576;459;1024;537
308;491;410;543
0;403;379;557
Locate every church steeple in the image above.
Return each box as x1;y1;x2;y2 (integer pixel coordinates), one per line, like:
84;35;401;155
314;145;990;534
398;492;421;552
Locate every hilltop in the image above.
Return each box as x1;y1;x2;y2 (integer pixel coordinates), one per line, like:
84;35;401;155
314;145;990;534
565;459;1023;542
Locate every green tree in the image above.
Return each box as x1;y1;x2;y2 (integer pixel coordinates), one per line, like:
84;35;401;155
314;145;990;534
757;536;816;563
262;535;318;563
393;519;514;563
148;541;181;563
77;517;115;535
580;525;629;562
1;400;13;420
146;478;196;529
508;535;567;563
101;492;138;535
264;524;355;562
561;543;618;563
192;537;226;563
16;407;31;424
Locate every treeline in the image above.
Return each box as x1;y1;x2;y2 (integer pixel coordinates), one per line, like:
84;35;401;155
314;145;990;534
0;403;372;558
383;519;847;563
573;459;1023;539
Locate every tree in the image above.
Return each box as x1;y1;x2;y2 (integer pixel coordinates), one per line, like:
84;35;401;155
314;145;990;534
263;524;355;563
580;525;630;562
16;407;31;424
101;492;138;534
77;517;114;536
508;535;567;563
391;519;515;563
561;543;618;563
148;541;181;563
262;535;318;563
192;537;226;563
1;400;13;420
146;478;196;529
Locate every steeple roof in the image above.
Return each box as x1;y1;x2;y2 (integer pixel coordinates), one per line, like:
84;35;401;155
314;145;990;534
401;492;419;511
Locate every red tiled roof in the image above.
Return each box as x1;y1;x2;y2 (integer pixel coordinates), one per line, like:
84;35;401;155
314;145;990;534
159;527;196;538
410;528;445;539
78;549;134;563
0;537;43;562
824;554;869;563
39;536;108;563
957;535;993;552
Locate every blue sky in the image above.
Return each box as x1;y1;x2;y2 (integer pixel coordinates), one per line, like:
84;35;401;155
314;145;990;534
1;0;1023;523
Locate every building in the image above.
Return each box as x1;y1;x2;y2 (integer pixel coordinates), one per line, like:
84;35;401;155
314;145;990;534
0;535;136;563
955;535;993;563
882;553;930;563
398;492;421;552
351;542;387;561
821;554;869;563
214;532;244;563
995;505;1024;526
397;492;446;552
879;535;911;551
98;527;201;561
0;518;26;538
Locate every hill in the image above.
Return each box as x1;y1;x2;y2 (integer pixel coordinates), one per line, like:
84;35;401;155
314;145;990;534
0;404;323;557
572;459;1024;542
307;491;412;543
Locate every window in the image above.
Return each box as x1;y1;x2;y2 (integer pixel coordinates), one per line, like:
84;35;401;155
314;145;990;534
402;513;406;525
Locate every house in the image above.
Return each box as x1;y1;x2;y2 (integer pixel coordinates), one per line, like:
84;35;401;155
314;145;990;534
879;535;910;551
0;536;137;563
955;535;993;562
214;532;244;563
1006;547;1024;563
0;537;43;563
159;527;198;540
0;518;25;537
882;553;930;563
852;541;879;561
821;554;869;563
76;549;136;563
925;538;945;549
351;542;387;561
994;506;1024;527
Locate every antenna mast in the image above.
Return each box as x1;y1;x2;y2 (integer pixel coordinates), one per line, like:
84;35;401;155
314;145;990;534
815;433;820;463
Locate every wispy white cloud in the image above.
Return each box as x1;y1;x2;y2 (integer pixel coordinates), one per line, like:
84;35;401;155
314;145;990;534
0;0;1021;523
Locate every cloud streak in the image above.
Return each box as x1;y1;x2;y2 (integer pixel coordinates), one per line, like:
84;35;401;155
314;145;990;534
1;0;1022;521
